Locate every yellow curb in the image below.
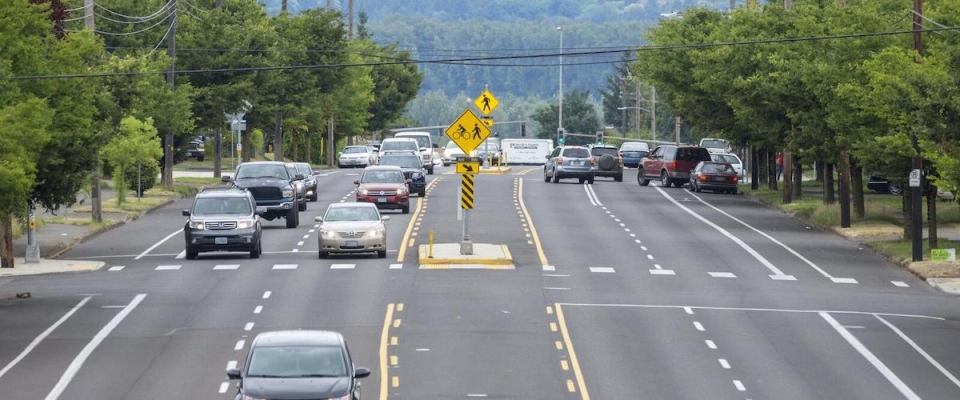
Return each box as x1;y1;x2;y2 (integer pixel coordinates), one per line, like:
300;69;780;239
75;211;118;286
419;264;516;270
418;245;513;265
478;167;513;174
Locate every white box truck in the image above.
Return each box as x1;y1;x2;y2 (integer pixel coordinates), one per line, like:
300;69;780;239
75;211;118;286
501;139;554;165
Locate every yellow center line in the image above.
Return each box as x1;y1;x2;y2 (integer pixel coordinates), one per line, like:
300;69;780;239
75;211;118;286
396;197;423;262
518;179;549;265
556;304;590;400
378;303;395;400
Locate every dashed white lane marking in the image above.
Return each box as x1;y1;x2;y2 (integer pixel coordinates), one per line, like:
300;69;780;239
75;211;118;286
635;240;642;244
331;264;355;269
297;241;304;246
709;272;737;278
630;234;636;237
733;380;746;392
694;322;705;332
467;394;488;398
244;322;254;331
544;274;570;277
719;359;730;369
646;255;654;260
272;264;297;270
641;246;648;251
544;287;571;290
543;265;556;271
218;382;229;393
155;265;181;271
254;306;263;314
234;340;245;351
390;264;403;269
624;228;631;232
175;251;186;259
821;312;920;399
831;277;859;284
302;235;310;239
892;281;909;287
309;229;316;233
262;291;272;299
874;314;960;390
226;360;237;370
684;307;694;315
770;275;798;281
108;266;124;272
705;340;717;349
650;270;676;275
614;219;621;222
314;224;320;228
213;265;240;270
590;267;616;273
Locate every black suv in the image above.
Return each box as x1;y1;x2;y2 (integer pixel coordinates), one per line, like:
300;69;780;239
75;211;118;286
224;161;304;228
590;145;624;182
378;151;427;197
182;187;262;259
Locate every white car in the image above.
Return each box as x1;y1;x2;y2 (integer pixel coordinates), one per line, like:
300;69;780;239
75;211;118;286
338;145;376;168
710;153;743;178
442;146;465;166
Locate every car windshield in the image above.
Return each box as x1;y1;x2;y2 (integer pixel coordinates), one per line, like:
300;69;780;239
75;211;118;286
324;206;380;222
701;139;728;148
246;346;347;378
562;148;589;158
380;141;417;152
380;156;420;169
397;135;430;149
711;154;739;164
235;164;288;179
702;163;735;173
344;147;367;154
361;170;404;183
295;164;312;175
591;147;618;156
192;197;251;215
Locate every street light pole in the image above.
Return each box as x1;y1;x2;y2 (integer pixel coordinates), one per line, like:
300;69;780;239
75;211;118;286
557;26;563;132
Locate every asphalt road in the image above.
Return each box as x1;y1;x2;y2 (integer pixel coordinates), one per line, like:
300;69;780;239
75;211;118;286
1;165;959;399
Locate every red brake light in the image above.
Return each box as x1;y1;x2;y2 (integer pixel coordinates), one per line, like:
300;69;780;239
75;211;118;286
732;175;739;183
671;161;678;170
700;175;708;182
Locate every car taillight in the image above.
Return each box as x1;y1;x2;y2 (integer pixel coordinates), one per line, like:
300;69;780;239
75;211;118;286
589;157;596;165
732;175;739;183
671;161;678;170
557;156;564;164
700;175;708;181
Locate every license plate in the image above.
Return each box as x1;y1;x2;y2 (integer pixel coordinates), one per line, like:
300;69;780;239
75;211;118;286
575;160;584;166
377;197;387;203
345;240;358;248
714;176;726;181
215;237;228;245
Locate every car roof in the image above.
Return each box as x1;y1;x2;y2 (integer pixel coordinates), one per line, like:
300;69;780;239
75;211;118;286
327;202;377;209
380;151;419;156
252;330;344;347
364;165;403;171
238;161;285;166
196;187;249;198
591;145;618;149
382;138;417;142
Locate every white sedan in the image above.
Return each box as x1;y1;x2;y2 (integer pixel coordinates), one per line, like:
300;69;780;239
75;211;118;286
710;153;744;178
442;146;465;166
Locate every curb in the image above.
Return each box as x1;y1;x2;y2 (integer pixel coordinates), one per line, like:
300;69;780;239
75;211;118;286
478;167;513;174
417;244;513;265
50;196;178;260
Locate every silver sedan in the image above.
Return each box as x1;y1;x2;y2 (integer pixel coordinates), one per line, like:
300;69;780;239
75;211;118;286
315;202;389;258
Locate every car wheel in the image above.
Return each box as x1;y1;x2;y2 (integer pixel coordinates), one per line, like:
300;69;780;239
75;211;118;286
419;189;426;197
250;242;261;259
638;172;650;186
544;171;550;183
587;177;595;185
730;188;738;195
310;193;318;202
402;204;410;214
661;171;672;187
286;208;299;228
889;184;902;195
694;182;702;192
197;155;204;162
615;174;623;182
674;180;684;188
377;250;387;259
552;173;560;183
319;250;328;259
427;166;434;175
579;178;585;184
298;199;307;212
185;249;197;260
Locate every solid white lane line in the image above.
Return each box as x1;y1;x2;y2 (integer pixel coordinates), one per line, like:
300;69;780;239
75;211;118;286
709;272;737;278
108;266;124;272
892;281;909;287
262;291;272;299
389;264;403;269
44;294;146;400
175;251;186;259
719;359;730;369
213;265;240;270
226;361;237;370
135;229;183;260
272;264;297;270
582;184;597;206
0;296;92;379
705;340;717;349
649;269;676;275
821;312;920;399
655;187;793;279
218;382;229;393
733;380;746;391
562;303;944;321
155;265;181;271
254;306;263;314
694;322;705;332
244;322;254;331
874;314;960;389
590;267;616;273
235;340;245;351
331;264;355;269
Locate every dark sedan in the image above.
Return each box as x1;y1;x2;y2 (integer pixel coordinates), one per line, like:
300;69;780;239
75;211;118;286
689;161;739;194
867;174;903;195
377;152;427;197
228;330;371;400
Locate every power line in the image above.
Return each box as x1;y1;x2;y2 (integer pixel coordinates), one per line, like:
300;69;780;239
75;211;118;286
94;1;174;21
64;11;174;36
12;25;960;81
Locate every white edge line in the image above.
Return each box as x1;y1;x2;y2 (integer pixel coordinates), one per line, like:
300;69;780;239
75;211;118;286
45;294;146;400
218;382;229;393
582;184;597;206
820;312;920;400
874;314;960;389
135;229;183;260
0;296;92;379
554;303;944;320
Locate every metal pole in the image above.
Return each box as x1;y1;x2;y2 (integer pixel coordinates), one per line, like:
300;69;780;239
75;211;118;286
650;86;656;142
674;117;680;145
237;118;241;168
84;0;94;29
557;27;563;131
911;0;923;261
25;202;39;263
137;162;142;200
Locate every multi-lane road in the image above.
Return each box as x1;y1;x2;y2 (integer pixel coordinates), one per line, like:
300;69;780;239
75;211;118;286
1;165;959;399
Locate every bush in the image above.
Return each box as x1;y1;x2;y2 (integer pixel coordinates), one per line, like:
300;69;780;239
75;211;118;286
124;160;160;196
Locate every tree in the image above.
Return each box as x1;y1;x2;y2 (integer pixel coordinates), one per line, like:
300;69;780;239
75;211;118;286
101;117;164;206
531;90;601;146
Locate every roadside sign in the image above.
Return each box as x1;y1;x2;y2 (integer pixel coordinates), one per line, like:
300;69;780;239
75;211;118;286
931;248;956;262
461;174;475;209
456;161;480;174
909;169;921;188
474;90;499;115
481;116;494;127
445;109;492;155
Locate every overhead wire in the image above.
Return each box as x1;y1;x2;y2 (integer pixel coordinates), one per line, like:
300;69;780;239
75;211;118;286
73;11;175;36
94;1;174;21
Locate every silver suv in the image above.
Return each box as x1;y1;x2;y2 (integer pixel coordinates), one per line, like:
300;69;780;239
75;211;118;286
544;146;595;184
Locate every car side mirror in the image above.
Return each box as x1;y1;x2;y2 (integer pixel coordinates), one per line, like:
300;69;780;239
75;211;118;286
294;174;304;180
227;368;242;380
314;216;323;223
354;180;360;185
382;216;391;221
182;209;190;217
221;175;232;183
406;179;413;184
354;367;371;379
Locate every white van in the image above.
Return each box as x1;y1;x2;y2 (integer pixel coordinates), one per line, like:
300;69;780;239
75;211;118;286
394;131;436;174
501;139;553;165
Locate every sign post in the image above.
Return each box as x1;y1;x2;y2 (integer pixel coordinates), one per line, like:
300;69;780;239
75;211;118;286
446;110;492;255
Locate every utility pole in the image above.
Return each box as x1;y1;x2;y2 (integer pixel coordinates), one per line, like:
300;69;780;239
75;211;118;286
84;0;94;28
274;111;283;161
910;0;924;261
348;0;354;39
781;0;793;205
650;86;657;143
216;0;222;7
282;0;287;12
674;117;680;145
163;0;177;190
327;0;332;11
84;0;102;224
327;116;335;168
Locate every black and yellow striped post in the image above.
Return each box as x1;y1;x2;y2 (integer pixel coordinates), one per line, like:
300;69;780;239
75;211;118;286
461;173;474;209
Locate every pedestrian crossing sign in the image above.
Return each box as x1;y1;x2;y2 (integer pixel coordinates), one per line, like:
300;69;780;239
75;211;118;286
474;90;499;115
445;109;492;155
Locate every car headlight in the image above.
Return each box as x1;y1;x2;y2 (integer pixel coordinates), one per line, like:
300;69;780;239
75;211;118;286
282;189;294;198
396;186;407;194
242;396;266;400
188;221;204;230
358;187;369;195
321;229;337;239
237;219;255;229
368;228;385;239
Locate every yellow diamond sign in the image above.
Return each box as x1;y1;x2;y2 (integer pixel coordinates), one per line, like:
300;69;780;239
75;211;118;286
474;90;499;115
445;109;492;155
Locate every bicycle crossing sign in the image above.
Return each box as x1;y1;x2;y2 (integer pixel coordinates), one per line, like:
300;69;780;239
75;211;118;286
445;109;492;155
474;89;499;115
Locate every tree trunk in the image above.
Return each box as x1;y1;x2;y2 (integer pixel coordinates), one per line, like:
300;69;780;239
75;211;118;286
305;131;312;164
815;160;824;182
214;128;222;178
851;160;864;219
792;159;802;200
0;214;13;268
91;161;102;223
782;150;793;204
242;128;252;162
928;188;938;249
838;150;851;228
824;163;835;204
903;188;913;240
292;131;299;162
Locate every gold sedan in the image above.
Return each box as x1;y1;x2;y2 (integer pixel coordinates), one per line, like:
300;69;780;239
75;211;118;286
314;202;389;259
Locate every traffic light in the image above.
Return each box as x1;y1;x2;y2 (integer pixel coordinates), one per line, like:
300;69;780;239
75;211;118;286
520;122;526;137
557;128;565;145
596;131;604;145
